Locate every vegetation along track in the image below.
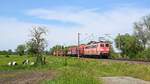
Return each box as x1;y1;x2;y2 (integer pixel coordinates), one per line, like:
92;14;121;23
100;58;150;65
79;56;150;65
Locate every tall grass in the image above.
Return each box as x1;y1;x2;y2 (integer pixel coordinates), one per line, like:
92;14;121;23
44;66;100;84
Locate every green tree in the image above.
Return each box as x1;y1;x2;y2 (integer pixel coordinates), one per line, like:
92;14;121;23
16;44;26;56
134;15;150;48
8;49;13;55
27;26;48;65
115;33;143;59
26;41;37;56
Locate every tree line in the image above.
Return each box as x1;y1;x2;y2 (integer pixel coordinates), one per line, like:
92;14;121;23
0;49;15;56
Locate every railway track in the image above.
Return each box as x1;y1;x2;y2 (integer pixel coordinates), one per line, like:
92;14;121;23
99;58;150;65
68;55;150;64
78;56;150;65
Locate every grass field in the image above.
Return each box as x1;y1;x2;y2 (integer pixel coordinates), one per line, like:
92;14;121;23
0;55;150;84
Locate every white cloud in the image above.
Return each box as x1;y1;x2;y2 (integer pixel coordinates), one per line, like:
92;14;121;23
0;7;150;50
27;7;150;40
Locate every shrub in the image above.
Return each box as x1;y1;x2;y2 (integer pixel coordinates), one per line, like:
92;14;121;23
5;55;10;58
136;48;150;61
110;52;119;59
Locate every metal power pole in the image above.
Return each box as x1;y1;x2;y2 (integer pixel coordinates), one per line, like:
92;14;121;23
78;32;80;58
118;33;121;57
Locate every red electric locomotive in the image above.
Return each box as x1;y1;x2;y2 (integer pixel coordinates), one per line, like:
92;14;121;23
84;41;110;58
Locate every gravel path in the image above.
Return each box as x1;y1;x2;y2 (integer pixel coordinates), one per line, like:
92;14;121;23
102;77;150;84
0;70;55;84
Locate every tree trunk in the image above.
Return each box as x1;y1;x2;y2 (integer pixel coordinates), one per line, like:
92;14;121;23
35;54;44;65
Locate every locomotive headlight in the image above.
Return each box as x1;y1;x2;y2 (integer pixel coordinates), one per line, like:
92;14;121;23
106;49;109;51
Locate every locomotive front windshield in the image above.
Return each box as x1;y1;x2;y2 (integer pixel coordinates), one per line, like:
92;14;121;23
105;44;109;47
100;44;104;47
100;43;109;47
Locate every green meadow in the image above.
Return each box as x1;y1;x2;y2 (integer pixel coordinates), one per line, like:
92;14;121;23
0;55;150;84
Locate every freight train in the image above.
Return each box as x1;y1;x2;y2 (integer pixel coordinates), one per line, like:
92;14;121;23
67;41;110;58
52;41;111;59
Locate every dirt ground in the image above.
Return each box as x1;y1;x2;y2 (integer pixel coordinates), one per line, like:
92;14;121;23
102;77;150;84
0;70;56;84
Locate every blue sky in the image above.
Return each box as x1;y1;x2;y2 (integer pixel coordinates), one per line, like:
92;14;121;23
0;0;150;50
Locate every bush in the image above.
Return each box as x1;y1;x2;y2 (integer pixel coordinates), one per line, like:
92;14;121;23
109;47;121;59
110;52;119;59
5;55;10;58
136;48;150;61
